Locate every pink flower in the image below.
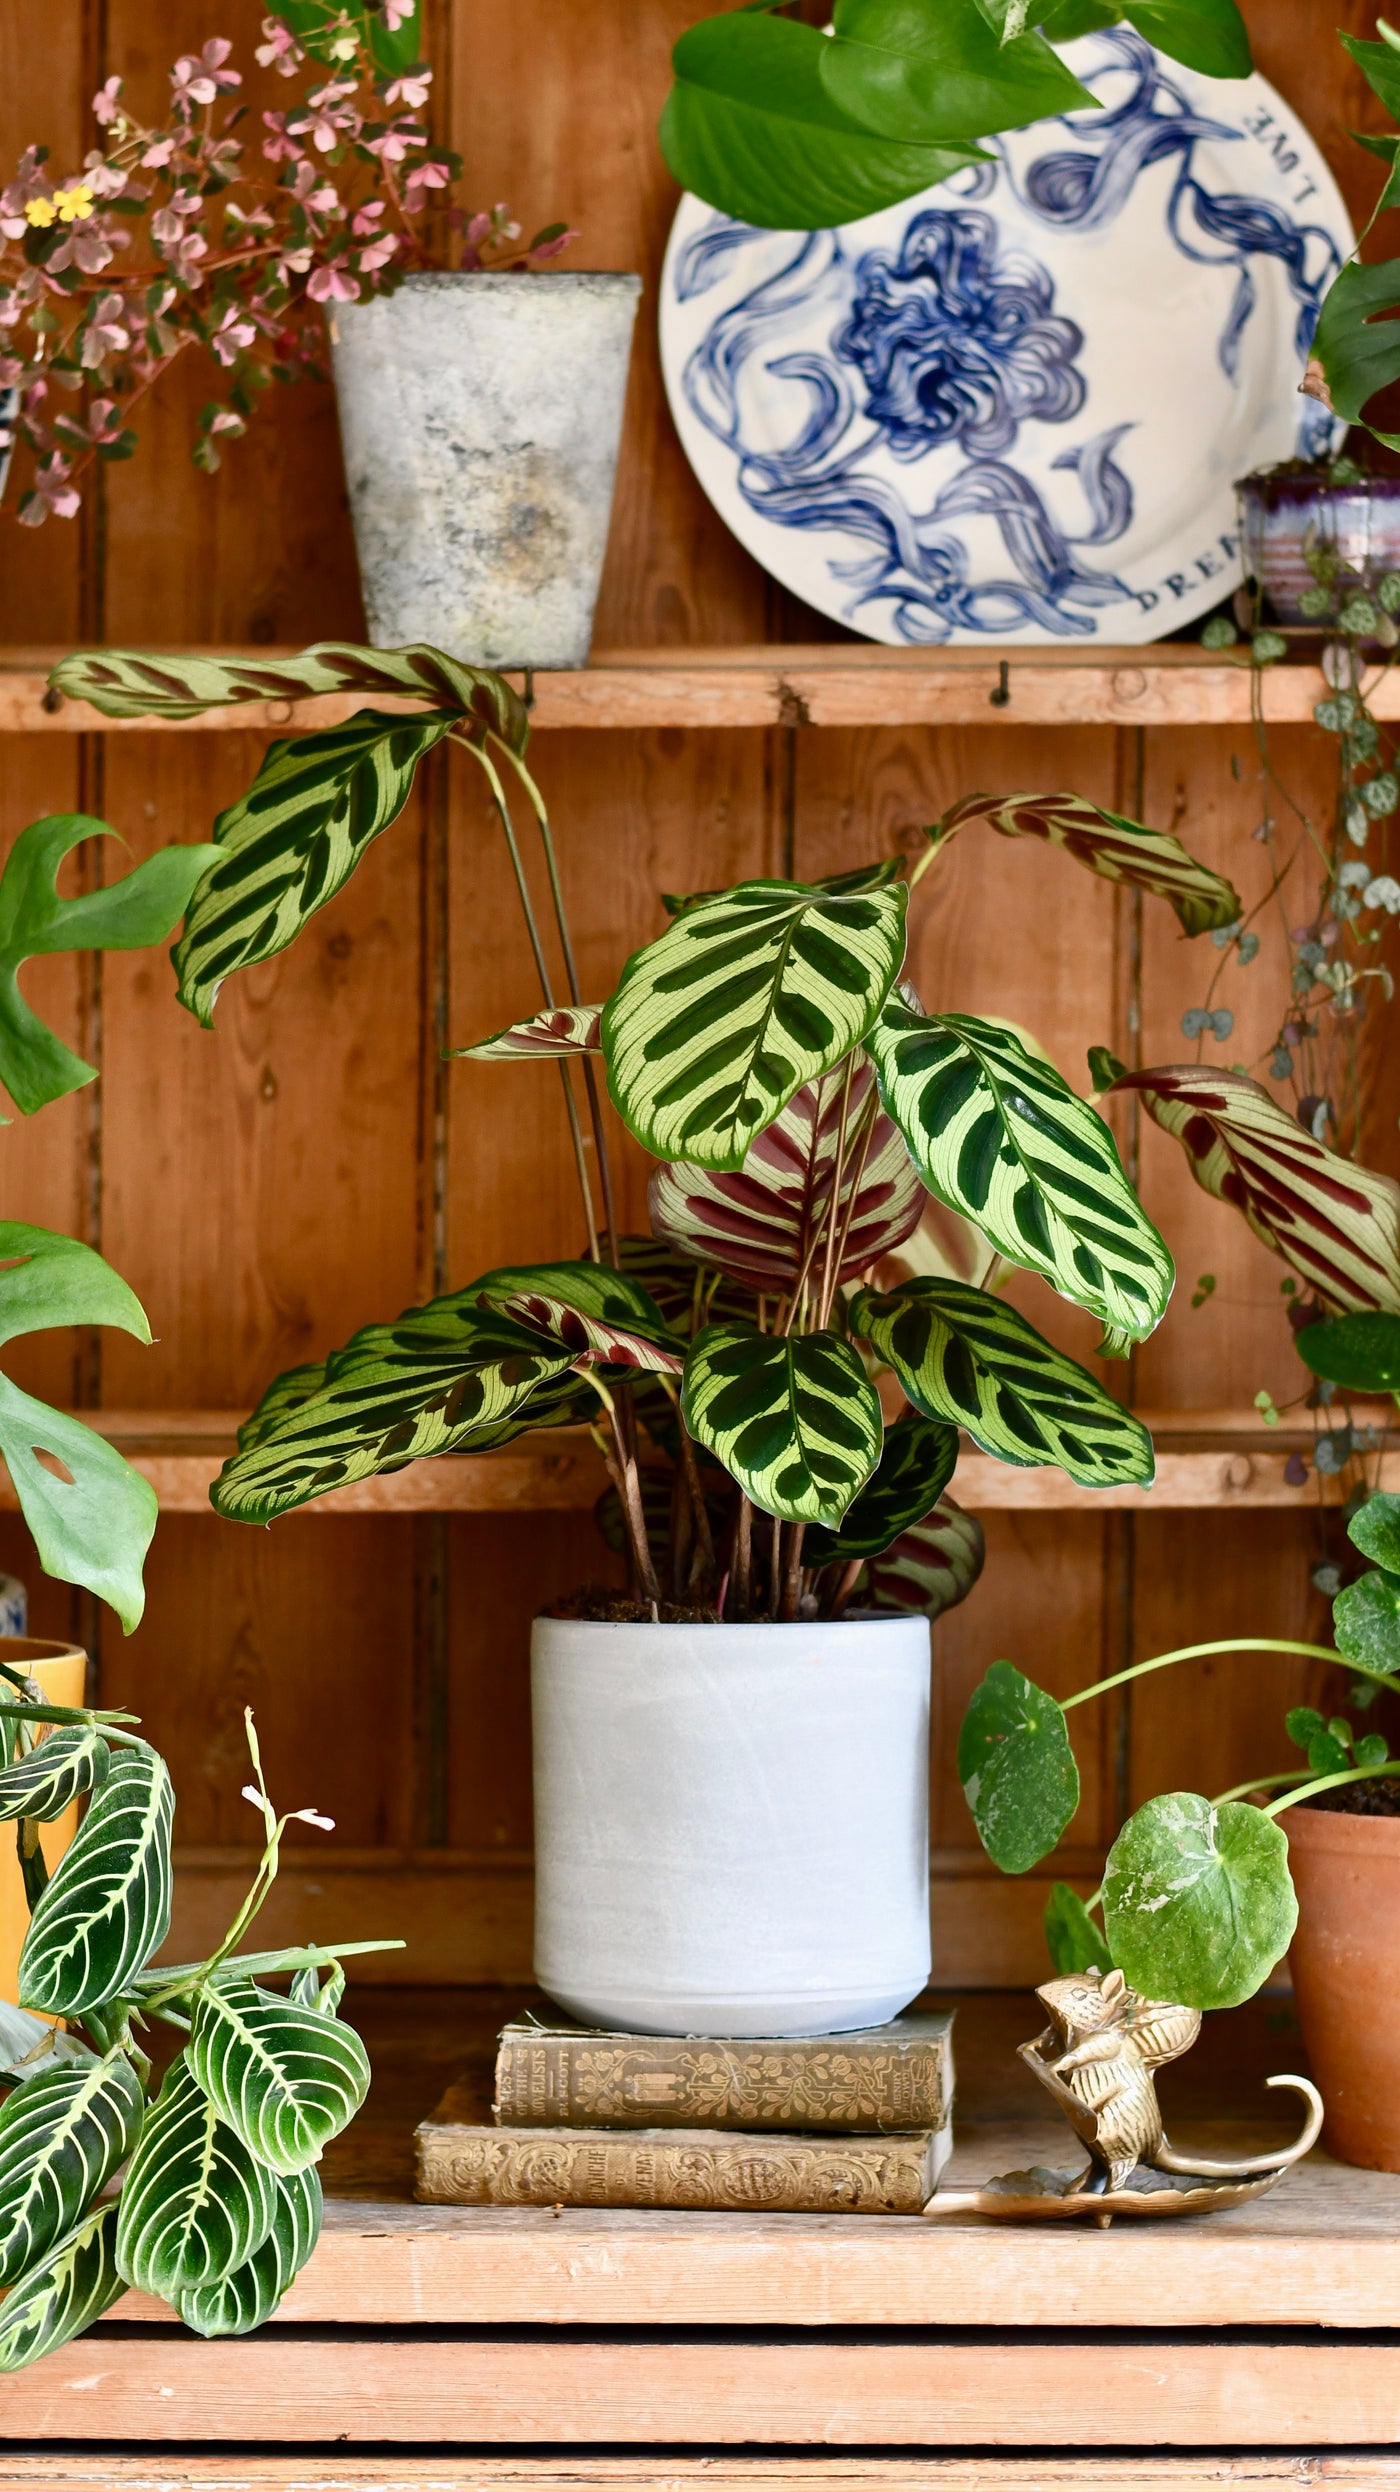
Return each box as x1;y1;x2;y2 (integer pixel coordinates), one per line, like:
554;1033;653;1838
21;456;81;523
307;258;360;303
261;111;305;166
383;65;431;108
80;292;130;365
356;232;399;273
210;303;257;364
141;136;176;170
92;76;124;127
350;200;386;236
381;0;414;26
362;119;421;166
255;15;303;75
305;183;340;215
403;157;449;215
171;37;241;111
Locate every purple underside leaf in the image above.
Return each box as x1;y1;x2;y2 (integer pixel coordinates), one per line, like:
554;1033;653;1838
865;1494;986;1623
486;1291;683;1375
649;1060;924;1292
449;1004;603;1061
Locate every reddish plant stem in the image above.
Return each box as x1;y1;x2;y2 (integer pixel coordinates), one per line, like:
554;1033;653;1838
779;1523;806;1621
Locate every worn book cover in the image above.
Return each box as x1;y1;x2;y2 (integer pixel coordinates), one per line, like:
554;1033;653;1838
417;2093;952;2213
492;2009;955;2133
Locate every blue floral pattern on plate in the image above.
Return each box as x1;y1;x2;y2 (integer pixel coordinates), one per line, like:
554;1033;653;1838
660;32;1351;647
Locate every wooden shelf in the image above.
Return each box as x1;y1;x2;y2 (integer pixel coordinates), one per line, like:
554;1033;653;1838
17;1407;1392;1516
1;644;1381;734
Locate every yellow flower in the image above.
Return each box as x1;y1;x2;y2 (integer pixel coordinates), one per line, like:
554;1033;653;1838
52;184;95;224
24;198;57;228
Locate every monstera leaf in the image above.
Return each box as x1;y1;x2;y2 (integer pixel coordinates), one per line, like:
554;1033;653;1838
0;2052;143;2287
850;1278;1155;1486
190;1977;370;2177
19;1745;173;2016
1113;1066;1400;1313
603;878;908;1171
0;816;218;1114
869;1001;1173;1341
804;1413;958;1565
866;1493;986;1621
959;1660;1080;1874
0;2204;124;2373
680;1322;883;1525
450;1005;603;1061
115;2057;277;2300
649;1059;924;1291
928;793;1240;937
178;2165;322;2339
468;1262;684;1374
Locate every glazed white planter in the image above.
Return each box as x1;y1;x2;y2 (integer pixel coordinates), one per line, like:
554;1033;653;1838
531;1615;932;2037
330;270;641;669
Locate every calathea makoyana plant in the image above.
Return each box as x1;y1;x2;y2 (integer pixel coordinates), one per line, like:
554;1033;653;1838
0;1678;394;2372
48;645;1249;1616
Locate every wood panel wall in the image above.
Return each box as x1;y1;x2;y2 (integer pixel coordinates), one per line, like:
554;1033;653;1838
0;0;1389;1985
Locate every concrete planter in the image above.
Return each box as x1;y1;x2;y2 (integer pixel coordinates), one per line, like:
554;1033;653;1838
531;1614;932;2037
331;270;641;668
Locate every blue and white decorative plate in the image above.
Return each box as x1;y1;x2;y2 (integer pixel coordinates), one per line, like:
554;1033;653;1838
659;30;1352;646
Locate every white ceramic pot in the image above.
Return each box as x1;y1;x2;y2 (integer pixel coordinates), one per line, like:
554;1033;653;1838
330;270;641;669
531;1615;932;2037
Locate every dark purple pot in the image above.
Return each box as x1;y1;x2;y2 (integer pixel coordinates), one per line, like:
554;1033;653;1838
1238;469;1400;625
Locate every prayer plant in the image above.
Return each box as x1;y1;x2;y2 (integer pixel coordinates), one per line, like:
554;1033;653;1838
48;641;1257;1624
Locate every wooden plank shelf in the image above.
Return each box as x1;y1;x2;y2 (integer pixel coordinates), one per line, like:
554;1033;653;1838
0;645;1378;734
17;1408;1391;1516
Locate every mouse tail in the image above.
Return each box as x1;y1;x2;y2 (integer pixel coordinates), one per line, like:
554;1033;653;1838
1154;2075;1323;2177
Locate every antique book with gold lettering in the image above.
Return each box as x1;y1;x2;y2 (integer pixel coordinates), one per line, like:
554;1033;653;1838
492;2009;955;2134
416;2093;951;2214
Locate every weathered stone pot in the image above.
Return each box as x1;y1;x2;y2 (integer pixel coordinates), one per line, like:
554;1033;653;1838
1238;466;1400;625
1286;1802;1400;2170
331;270;641;669
531;1614;932;2038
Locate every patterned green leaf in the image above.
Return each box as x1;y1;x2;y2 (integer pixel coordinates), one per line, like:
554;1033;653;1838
0;1380;159;1635
869;1002;1172;1339
115;2056;277;2300
680;1322;882;1525
649;1059;924;1292
603;879;908;1171
1113;1065;1400;1313
190;1977;370;2177
663;858;906;918
236;1359;330;1457
850;1278;1155;1487
0;1725;109;1823
178;2164;322;2339
449;1005;602;1061
0;2203;123;2374
930;792;1241;937
468;1262;685;1376
866;1493;986;1623
805;1414;958;1565
0;2051;142;2285
0;817;218;1114
49;642;527;739
615;1237;757;1342
19;1745;173;2015
959;1660;1080;1874
172;712;452;1027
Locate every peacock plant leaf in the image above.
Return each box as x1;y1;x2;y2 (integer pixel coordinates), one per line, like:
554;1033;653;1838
866;1492;986;1622
467;1262;685;1375
0;2052;143;2288
177;2164;322;2339
850;1277;1155;1487
649;1059;924;1292
190;1977;370;2178
48;641;528;737
236;1359;331;1456
18;1745;173;2016
1112;1065;1400;1313
614;1236;758;1342
115;2056;278;2301
663;858;907;918
928;792;1241;937
868;1001;1173;1339
602;878;908;1172
0;1725;109;1824
804;1412;958;1565
681;1322;883;1526
0;2203;124;2374
449;1004;603;1061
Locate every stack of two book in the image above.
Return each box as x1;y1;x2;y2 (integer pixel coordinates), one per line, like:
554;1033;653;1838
416;2009;955;2215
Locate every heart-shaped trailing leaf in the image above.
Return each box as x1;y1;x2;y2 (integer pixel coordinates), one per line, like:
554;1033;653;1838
1102;1793;1296;2011
869;1002;1172;1339
930;792;1241;937
650;1059;924;1293
804;1413;958;1565
1333;1571;1400;1681
50;641;525;735
1296;1312;1400;1394
1044;1882;1117;1977
0;1725;109;1823
1350;1492;1400;1574
850;1278;1155;1486
450;1004;603;1061
0;2203;124;2374
19;1745;173;2016
0;1380;159;1635
0;2051;143;2286
603;878;908;1172
468;1262;684;1375
1111;1066;1400;1314
958;1660;1079;1874
172;712;454;1027
178;2164;322;2339
190;1977;371;2177
820;0;1098;141
0;818;218;1114
681;1323;882;1525
115;2056;278;2300
866;1492;986;1622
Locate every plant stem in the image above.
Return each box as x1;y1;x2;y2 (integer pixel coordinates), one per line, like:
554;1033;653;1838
676;1415;716;1597
732;1494;753;1619
1210;1769;1313;1806
824;1554;866;1621
588;1383;660;1610
768;1513;783;1619
815;1059;856;1332
1263;1761;1400;1817
1060;1638;1365;1713
824;1098;879;1308
779;1523;807;1620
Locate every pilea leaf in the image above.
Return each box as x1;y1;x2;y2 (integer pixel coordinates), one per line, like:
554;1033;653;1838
19;1745;173;2016
1333;1571;1400;1681
115;2056;278;2301
958;1660;1080;1875
1349;1492;1400;1575
804;1413;958;1565
1102;1794;1297;2011
681;1322;883;1526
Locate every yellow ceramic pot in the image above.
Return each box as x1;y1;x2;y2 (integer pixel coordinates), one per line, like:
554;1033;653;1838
0;1638;87;2010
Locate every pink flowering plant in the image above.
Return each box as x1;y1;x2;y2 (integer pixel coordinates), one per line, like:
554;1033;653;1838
0;0;572;525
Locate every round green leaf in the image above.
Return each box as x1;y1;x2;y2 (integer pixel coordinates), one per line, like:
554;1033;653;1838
680;1322;883;1526
190;1977;371;2177
957;1660;1079;1875
178;2165;322;2338
1350;1492;1400;1575
1333;1570;1400;1681
1102;1793;1297;2011
1296;1313;1400;1395
115;2056;277;2301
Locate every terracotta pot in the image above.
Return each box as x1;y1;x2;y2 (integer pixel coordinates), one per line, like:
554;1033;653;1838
0;1638;87;2011
1286;1801;1400;2170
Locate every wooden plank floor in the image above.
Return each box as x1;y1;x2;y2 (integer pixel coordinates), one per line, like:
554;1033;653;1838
4;2467;1400;2492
